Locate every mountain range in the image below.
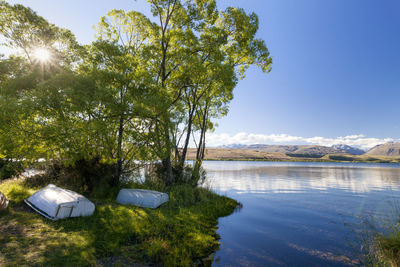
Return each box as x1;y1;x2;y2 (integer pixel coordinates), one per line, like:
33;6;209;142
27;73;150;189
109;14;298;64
218;144;366;155
365;142;400;156
331;144;365;155
218;142;400;156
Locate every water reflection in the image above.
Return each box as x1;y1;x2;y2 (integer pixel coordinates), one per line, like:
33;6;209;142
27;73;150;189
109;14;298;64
206;162;400;194
203;161;400;267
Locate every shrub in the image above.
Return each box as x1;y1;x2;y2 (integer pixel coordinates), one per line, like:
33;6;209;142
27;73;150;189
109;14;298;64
0;158;23;180
176;164;207;187
24;157;117;196
143;162;207;187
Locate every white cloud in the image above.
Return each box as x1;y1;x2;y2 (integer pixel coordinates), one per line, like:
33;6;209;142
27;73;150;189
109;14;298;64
205;132;396;150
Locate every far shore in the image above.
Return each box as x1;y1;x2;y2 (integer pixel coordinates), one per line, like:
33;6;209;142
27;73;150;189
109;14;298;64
186;148;400;164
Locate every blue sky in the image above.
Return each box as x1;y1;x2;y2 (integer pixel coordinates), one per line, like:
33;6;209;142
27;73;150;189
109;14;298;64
3;0;400;148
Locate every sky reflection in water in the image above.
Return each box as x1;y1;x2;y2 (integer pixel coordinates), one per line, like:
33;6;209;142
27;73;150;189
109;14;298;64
203;161;400;267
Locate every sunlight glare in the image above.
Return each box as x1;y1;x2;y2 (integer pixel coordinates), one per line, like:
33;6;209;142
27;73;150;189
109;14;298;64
33;47;51;63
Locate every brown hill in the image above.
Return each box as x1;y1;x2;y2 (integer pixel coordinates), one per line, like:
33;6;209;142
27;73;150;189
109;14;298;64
186;148;291;161
365;142;400;156
240;144;345;155
186;148;400;163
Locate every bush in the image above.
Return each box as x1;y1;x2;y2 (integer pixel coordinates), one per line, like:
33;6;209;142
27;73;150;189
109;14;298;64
143;163;207;187
24;157;117;196
176;164;207;187
24;159;208;199
0;158;23;180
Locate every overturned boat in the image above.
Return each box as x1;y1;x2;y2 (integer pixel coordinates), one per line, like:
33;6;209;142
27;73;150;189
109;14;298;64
116;189;169;209
25;184;95;220
0;191;8;211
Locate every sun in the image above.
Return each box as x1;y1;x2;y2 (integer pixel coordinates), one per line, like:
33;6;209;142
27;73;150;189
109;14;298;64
33;47;51;63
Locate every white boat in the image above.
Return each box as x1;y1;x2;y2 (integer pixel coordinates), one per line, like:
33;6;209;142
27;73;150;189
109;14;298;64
116;189;169;209
25;184;95;220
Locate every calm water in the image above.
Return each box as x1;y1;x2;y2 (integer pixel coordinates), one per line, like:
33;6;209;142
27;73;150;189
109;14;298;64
203;161;400;267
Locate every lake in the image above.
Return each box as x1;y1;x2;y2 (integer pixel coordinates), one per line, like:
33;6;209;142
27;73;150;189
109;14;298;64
203;161;400;266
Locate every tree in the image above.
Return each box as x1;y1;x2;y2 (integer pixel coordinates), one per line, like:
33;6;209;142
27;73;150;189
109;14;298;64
0;1;79;64
76;10;163;183
0;0;272;187
144;0;272;182
75;0;272;184
0;2;80;165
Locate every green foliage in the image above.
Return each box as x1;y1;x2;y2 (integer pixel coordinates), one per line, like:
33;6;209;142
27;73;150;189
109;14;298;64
376;228;400;266
0;2;255;265
177;164;207;187
361;217;400;266
141;162;207;188
0;179;36;204
0;1;80;62
0;2;82;165
23;158;129;200
0;159;23;180
0;179;238;266
0;0;272;186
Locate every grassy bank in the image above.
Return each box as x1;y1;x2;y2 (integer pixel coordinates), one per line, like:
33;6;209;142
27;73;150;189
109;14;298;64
0;178;238;266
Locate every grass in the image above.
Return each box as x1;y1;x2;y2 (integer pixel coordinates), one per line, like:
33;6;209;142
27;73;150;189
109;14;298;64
0;178;238;266
365;215;400;267
359;206;400;267
374;228;400;266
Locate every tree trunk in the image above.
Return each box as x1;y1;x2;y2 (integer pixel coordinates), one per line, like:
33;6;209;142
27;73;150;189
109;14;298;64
195;104;208;170
115;115;124;185
162;154;174;185
161;112;174;184
157;2;177;185
196;103;208;162
179;108;194;168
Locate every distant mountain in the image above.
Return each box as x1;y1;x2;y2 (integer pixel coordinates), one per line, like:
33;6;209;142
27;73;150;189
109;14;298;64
218;144;246;149
365;142;400;156
221;144;344;155
217;144;365;155
331;144;365;155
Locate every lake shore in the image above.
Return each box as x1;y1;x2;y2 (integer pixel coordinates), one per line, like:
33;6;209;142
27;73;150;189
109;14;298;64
187;148;400;163
0;178;238;266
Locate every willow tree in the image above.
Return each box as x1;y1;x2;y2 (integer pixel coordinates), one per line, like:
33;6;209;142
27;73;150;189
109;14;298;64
145;0;272;182
78;10;163;183
1;0;272;186
0;2;80;164
96;0;272;184
0;3;157;185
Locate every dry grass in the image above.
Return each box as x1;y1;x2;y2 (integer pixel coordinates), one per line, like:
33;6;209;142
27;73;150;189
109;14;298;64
187;148;293;161
186;148;400;163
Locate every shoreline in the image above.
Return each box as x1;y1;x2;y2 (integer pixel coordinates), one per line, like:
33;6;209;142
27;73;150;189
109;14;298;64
187;148;400;164
0;178;238;266
190;158;400;164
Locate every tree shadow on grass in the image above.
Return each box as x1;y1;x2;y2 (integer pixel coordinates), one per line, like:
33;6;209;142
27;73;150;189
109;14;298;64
0;203;96;266
0;180;237;266
0;178;95;266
